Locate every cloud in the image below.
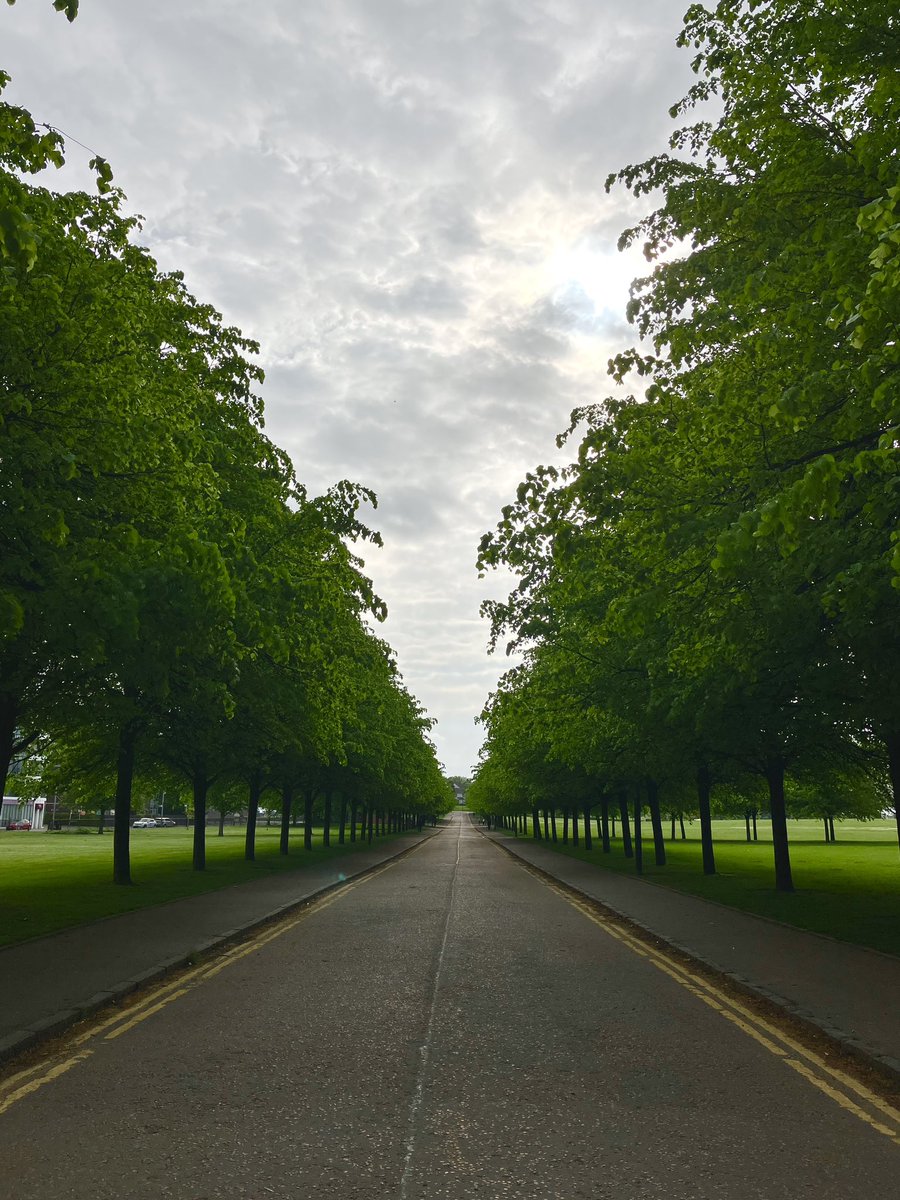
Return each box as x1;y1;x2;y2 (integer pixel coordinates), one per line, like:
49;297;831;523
3;0;692;772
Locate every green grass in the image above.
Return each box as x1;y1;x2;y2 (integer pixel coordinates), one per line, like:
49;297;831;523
520;818;900;957
0;825;413;948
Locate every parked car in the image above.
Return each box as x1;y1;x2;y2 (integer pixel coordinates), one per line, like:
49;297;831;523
155;817;176;827
132;818;157;828
5;819;32;831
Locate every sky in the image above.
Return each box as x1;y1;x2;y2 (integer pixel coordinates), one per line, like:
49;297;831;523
3;0;693;775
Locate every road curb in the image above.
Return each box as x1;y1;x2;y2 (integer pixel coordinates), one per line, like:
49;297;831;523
480;827;900;1084
0;829;442;1069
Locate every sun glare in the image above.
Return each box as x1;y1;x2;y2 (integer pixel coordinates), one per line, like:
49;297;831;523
547;242;646;316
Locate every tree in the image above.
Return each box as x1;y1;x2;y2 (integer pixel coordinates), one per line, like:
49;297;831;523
2;13;450;893
477;0;900;888
607;0;900;849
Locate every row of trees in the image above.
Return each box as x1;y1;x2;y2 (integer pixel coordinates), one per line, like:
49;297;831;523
1;5;452;883
472;0;900;890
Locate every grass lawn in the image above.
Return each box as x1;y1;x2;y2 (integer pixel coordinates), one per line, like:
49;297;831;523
0;825;413;949
522;818;900;957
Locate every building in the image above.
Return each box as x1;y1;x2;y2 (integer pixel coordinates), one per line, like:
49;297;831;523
1;795;46;829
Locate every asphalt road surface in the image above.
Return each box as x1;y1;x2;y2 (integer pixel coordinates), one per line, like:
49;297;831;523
1;813;897;1198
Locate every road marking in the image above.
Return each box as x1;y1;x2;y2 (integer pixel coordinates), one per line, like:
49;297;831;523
785;1058;900;1141
494;841;900;1149
104;990;191;1040
399;816;463;1198
0;1053;92;1116
0;834;439;1117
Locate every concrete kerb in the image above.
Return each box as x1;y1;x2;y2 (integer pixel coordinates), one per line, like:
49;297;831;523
0;828;442;1069
480;827;900;1083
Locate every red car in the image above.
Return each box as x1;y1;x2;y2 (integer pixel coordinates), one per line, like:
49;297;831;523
5;819;32;830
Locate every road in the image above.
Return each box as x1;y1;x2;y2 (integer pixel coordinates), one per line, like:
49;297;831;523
1;812;897;1198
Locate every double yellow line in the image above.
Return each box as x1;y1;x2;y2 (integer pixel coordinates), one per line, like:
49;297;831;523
0;846;424;1118
512;854;900;1148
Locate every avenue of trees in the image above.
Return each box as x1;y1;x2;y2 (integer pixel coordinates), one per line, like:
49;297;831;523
1;3;452;884
472;0;900;890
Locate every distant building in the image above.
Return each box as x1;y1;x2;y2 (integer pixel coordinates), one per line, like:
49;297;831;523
1;795;46;829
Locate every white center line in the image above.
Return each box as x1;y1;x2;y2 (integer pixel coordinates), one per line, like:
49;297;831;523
399;816;463;1198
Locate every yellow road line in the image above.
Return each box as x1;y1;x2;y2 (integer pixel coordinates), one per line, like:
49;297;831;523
786;1059;900;1146
70;970;210;1046
85;851;415;1039
0;837;434;1115
582;899;900;1124
501;848;900;1147
104;990;191;1040
0;1053;93;1116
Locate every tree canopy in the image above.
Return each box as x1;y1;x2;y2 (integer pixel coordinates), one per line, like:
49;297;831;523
475;0;900;886
1;27;451;882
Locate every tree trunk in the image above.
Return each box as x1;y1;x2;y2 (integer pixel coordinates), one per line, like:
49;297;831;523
217;807;225;837
765;756;794;892
245;770;261;861
543;809;550;840
0;692;20;805
633;791;643;875
829;815;835;843
823;817;830;843
113;721;136;885
562;809;569;844
647;778;666;866
612;812;617;839
304;789;314;851
367;806;374;844
572;807;579;847
696;764;716;876
752;809;758;841
618;792;632;858
532;807;542;839
550;810;558;842
323;788;333;846
745;810;752;842
582;803;592;851
192;774;208;871
886;731;900;854
679;814;686;840
601;797;610;854
280;782;293;855
339;794;348;844
350;802;358;842
670;813;676;840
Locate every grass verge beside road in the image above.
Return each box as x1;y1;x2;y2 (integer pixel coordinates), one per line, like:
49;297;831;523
0;827;412;949
518;818;900;958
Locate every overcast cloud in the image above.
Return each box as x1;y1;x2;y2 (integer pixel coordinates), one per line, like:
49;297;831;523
4;0;692;774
